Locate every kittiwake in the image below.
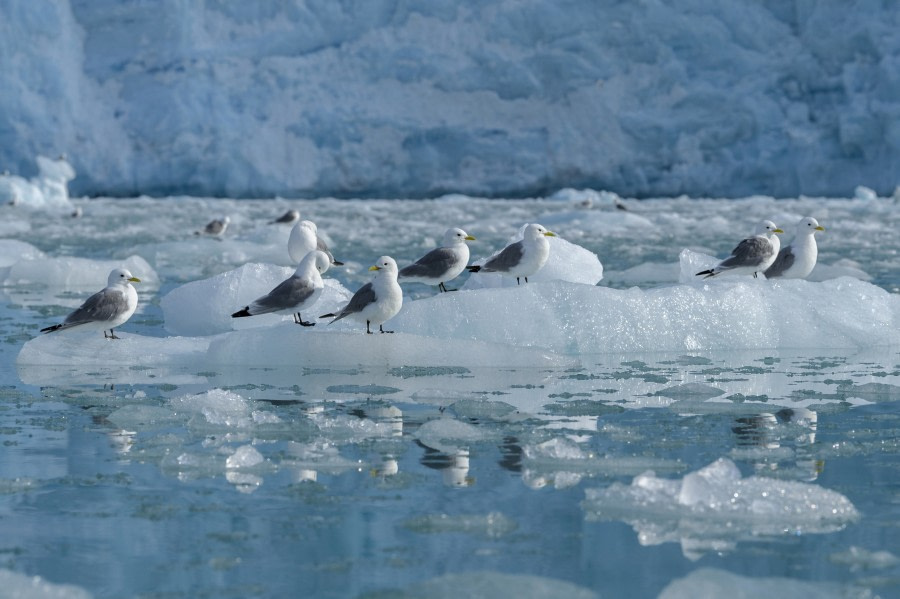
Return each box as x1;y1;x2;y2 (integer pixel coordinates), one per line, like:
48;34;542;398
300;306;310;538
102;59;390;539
320;256;402;334
195;216;230;238
270;209;300;225
468;223;556;285
398;227;476;292
695;220;783;279
289;219;343;265
40;268;141;339
231;250;331;326
764;217;825;279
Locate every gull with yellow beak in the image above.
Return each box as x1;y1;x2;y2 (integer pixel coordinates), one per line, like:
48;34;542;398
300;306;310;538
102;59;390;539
320;256;402;334
696;220;784;279
40;268;141;339
764;217;826;279
468;223;556;285
398;227;476;292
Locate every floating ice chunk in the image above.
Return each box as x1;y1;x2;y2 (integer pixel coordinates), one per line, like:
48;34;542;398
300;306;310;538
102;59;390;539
853;185;878;201
0;239;45;268
465;225;603;289
0;569;93;599
226;445;265;469
170;388;257;429
402;511;518;538
583;457;859;559
107;405;185;430
161;262;353;336
394;278;900;353
829;546;900;572
659;568;844;599
416;418;487;453
654;383;725;400
396;571;597;599
207;327;574;368
17;331;210;368
1;254;158;289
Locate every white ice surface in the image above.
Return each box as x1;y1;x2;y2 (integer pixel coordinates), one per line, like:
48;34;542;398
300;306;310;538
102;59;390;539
1;253;158;289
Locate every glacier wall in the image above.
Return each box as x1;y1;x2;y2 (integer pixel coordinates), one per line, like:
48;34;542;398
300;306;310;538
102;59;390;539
1;0;899;199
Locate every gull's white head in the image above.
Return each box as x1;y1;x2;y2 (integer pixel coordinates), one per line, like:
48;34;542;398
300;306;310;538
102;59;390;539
286;210;300;221
755;220;783;237
797;216;825;235
299;219;317;233
109;268;140;286
443;227;476;246
312;250;331;274
221;216;231;224
369;256;398;276
524;223;556;241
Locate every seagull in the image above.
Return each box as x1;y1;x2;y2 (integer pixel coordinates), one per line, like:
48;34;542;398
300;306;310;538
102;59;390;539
398;228;476;292
40;268;141;339
288;220;343;265
320;256;403;334
269;209;300;225
467;223;556;285
764;217;825;279
195;216;230;238
231;250;331;326
695;220;784;279
71;206;83;218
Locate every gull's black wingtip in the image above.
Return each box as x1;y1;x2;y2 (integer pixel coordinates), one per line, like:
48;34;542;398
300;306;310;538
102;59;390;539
231;307;251;318
466;265;481;273
40;324;62;334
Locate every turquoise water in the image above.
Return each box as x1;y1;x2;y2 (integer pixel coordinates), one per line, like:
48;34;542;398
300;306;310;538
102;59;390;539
1;195;898;598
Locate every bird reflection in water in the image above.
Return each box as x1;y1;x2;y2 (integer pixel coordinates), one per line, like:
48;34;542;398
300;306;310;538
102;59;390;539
732;408;822;481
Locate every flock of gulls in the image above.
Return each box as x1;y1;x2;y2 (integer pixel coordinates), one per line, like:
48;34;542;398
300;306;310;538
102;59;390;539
39;210;825;339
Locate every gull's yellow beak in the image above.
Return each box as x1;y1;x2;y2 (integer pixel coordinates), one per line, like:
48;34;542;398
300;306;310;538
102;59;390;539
128;276;141;283
773;228;784;234
369;265;381;271
544;231;557;237
815;225;825;231
465;235;476;241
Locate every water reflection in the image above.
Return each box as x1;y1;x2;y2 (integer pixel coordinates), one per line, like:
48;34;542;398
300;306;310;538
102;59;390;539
732;407;823;481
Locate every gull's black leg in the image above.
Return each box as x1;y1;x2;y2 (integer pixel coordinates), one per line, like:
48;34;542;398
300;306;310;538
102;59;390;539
366;320;373;334
438;282;447;293
380;325;394;334
516;277;521;285
106;329;120;340
295;313;315;327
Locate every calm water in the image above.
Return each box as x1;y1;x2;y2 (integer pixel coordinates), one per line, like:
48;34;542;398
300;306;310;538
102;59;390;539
1;194;898;598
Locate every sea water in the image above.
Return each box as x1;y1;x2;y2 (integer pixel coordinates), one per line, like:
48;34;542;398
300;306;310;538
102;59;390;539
0;192;898;598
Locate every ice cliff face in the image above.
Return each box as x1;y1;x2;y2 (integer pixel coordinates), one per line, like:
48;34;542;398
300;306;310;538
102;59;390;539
1;0;899;199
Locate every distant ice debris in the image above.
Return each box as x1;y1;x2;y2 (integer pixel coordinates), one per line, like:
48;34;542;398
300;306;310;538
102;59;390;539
659;568;845;599
854;185;878;201
0;569;93;599
550;188;628;211
402;511;518;538
0;155;75;212
829;546;900;572
394;571;597;599
583;457;859;560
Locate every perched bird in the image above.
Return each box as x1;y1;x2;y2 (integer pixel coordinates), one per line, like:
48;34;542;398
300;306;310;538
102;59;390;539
468;223;556;285
320;256;402;334
398;228;476;292
231;250;331;326
288;220;343;265
696;220;784;279
269;209;300;225
195;216;230;237
764;217;825;279
40;268;141;339
71;205;83;218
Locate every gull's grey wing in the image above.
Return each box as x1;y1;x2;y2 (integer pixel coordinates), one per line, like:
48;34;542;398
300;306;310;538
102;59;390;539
718;237;773;269
764;245;795;278
271;211;295;224
482;241;525;272
204;220;225;235
250;276;317;314
63;288;127;326
399;247;458;279
331;282;376;323
316;237;339;264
